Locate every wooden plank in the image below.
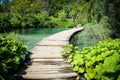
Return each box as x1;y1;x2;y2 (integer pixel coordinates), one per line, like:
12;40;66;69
17;27;84;79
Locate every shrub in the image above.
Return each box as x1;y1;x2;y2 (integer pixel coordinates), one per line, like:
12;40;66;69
83;23;111;40
0;35;28;80
62;38;120;80
47;17;76;28
44;20;56;28
57;10;67;21
0;13;10;32
77;18;87;25
9;18;21;28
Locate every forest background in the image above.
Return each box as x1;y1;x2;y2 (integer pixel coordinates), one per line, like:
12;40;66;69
0;0;120;80
0;0;120;38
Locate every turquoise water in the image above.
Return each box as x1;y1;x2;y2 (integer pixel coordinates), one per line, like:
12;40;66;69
14;28;68;51
1;28;98;51
70;31;99;50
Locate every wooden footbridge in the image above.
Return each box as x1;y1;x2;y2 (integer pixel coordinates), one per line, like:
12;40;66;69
17;27;84;80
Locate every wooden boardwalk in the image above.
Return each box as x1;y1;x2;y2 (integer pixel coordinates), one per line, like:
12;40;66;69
17;27;84;80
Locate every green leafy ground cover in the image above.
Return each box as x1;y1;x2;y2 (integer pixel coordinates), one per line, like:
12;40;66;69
0;35;28;80
62;38;120;80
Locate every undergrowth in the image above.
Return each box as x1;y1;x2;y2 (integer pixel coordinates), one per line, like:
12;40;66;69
62;38;120;80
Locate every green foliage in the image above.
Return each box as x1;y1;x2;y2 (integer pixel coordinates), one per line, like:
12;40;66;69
9;18;20;28
0;35;28;80
91;0;120;38
61;44;78;59
83;23;111;40
0;13;10;32
46;17;76;28
57;10;67;21
56;19;76;28
62;38;120;80
0;0;120;38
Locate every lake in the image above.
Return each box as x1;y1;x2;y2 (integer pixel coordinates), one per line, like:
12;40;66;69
13;28;68;51
1;28;98;51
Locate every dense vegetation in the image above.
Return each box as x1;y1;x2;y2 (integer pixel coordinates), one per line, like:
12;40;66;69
0;0;120;38
0;35;28;80
62;39;120;80
0;0;120;80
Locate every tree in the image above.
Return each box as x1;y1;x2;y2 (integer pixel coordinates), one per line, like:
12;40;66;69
91;0;120;38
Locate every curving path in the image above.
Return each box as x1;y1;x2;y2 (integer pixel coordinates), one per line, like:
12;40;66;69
17;27;84;80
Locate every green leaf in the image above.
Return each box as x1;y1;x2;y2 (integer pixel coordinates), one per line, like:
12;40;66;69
86;68;96;79
86;61;91;67
115;65;120;71
73;66;79;71
78;58;84;65
14;57;20;62
6;59;13;63
103;57;116;72
95;63;105;75
84;72;94;80
101;76;112;80
68;54;73;62
117;75;120;80
12;46;18;52
96;55;104;61
78;67;84;73
91;56;96;65
71;60;78;66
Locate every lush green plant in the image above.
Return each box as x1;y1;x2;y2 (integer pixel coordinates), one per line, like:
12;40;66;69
0;35;28;80
47;17;76;28
83;23;111;40
76;19;87;26
56;19;76;28
0;0;120;38
69;23;111;50
62;39;120;80
0;13;10;32
9;18;21;28
57;10;67;21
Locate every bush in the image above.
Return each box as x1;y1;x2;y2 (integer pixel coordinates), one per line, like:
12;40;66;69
62;38;120;80
83;23;111;40
0;35;28;80
9;18;21;28
50;17;76;28
57;10;67;21
0;13;10;32
22;12;49;28
44;20;56;28
77;18;87;26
